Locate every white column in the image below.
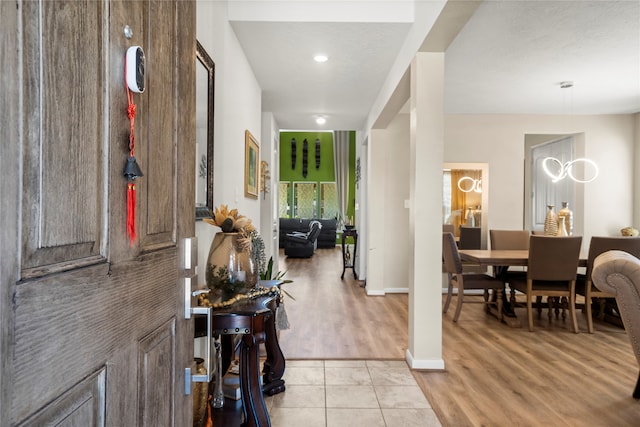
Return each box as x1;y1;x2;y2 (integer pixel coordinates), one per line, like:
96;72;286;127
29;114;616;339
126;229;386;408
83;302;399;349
406;52;445;369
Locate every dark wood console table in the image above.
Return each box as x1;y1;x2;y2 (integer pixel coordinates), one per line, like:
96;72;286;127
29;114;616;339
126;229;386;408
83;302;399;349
341;228;358;279
195;289;286;427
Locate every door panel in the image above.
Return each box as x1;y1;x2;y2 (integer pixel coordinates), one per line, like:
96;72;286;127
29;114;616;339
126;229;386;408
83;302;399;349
17;369;106;427
21;0;104;273
138;319;175;426
2;0;196;425
143;0;176;244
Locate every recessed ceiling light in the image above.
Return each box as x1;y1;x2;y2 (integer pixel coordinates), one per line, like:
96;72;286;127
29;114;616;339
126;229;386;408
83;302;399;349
316;117;326;125
313;54;328;63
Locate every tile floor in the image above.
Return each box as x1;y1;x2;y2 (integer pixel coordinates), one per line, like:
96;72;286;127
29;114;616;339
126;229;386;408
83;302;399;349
263;360;442;427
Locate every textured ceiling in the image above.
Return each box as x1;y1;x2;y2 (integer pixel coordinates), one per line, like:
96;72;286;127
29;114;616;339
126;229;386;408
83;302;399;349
228;1;640;131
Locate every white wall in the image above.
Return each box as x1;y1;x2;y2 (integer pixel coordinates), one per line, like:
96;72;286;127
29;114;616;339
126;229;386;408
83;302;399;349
261;112;280;265
197;1;263;256
445;114;637;247
367;113;411;292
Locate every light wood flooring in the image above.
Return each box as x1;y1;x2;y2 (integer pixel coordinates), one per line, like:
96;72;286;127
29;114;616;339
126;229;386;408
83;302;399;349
277;247;640;426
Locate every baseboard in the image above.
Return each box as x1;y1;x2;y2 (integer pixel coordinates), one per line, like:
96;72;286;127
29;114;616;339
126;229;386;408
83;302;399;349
405;349;445;371
441;288;485;295
385;287;408;294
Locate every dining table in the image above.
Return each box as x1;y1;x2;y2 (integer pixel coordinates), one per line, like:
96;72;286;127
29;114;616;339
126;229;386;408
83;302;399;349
457;249;588;327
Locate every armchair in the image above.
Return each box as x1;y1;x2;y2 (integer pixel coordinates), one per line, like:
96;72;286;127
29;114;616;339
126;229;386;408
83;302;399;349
284;220;322;258
576;236;640;333
592;250;640;398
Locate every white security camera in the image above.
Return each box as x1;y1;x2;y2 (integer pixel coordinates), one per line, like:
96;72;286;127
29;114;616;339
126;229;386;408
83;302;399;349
126;46;145;93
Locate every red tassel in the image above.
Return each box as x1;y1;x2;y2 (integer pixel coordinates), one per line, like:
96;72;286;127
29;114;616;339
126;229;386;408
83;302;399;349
127;183;137;245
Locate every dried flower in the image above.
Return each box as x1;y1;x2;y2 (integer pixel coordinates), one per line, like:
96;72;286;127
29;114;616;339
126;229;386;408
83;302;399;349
204;204;255;233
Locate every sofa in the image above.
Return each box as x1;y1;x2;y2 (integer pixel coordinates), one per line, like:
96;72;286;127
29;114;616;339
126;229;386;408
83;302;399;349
279;218;337;249
592;250;640;398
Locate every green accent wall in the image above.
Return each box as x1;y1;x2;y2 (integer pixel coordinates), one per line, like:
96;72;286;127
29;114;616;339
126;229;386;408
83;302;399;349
280;131;356;222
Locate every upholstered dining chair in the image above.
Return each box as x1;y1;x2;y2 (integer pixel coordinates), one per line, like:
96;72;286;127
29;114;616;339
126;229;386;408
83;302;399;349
489;229;530;277
509;235;582;332
442;232;504;322
442;223;455;235
459;226;481;249
577;236;640;333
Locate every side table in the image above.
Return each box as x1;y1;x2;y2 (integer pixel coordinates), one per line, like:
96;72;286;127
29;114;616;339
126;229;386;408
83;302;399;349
341;228;358;279
195;290;286;427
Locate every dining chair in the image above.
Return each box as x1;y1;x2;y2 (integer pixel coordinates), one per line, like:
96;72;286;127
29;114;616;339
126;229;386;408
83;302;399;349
442;223;455;235
509;235;582;332
442;232;504;322
489;229;530;277
459;226;481;249
577;236;640;333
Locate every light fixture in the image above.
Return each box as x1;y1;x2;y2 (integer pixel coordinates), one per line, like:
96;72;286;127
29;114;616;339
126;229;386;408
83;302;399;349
313;54;328;63
457;176;482;193
542;157;599;183
315;117;326;125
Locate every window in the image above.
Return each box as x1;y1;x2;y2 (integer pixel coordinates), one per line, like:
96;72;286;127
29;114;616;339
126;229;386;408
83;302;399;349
279;181;339;219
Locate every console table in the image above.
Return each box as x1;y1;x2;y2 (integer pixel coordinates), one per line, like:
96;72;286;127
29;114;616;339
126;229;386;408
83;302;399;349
341;228;358;279
195;290;286;427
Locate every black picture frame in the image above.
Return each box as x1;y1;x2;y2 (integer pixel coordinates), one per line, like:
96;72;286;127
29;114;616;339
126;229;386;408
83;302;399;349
195;40;215;219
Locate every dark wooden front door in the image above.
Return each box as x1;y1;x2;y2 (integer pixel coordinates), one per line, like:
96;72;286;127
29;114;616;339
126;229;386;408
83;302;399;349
0;1;196;425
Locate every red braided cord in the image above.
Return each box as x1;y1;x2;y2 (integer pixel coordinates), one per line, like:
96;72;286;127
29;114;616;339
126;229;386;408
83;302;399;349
125;60;137;157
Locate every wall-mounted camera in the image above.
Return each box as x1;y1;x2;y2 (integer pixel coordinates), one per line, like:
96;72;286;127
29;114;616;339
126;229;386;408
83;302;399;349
126;46;145;93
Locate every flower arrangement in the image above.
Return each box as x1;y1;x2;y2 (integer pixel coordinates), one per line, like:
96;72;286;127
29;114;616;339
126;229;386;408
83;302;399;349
202;205;294;329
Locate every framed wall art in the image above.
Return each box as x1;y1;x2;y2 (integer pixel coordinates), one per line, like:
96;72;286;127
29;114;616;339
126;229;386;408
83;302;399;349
244;130;259;199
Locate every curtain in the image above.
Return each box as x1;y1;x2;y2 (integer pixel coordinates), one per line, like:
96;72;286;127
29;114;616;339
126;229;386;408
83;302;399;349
333;131;350;227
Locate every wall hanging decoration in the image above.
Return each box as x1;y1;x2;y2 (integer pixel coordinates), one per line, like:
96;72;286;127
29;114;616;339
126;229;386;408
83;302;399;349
302;138;309;178
291;138;296;169
244;130;259;199
260;160;270;199
123;48;145;245
315;138;321;169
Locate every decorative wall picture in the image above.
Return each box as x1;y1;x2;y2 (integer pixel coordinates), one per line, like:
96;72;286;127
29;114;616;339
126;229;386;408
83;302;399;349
195;40;215;219
245;130;259;199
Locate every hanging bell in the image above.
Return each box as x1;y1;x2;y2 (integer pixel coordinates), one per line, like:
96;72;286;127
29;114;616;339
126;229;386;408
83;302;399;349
124;156;144;180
